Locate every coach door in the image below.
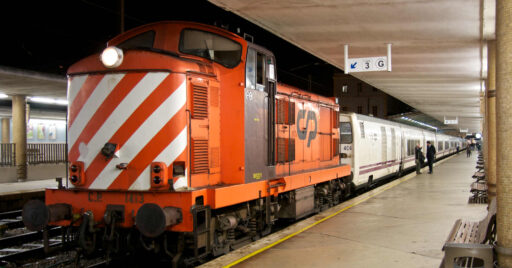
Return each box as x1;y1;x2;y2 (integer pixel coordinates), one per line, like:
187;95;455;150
244;46;277;182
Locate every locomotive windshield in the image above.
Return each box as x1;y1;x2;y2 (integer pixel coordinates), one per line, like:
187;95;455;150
179;29;242;68
118;30;155;50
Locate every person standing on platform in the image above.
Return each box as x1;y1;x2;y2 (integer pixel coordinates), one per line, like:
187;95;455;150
466;144;471;157
426;141;436;174
415;143;424;174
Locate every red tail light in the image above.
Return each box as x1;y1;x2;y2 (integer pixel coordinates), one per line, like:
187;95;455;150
150;162;169;189
69;161;85;186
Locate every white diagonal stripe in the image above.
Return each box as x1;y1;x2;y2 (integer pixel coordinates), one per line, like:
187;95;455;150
68;73;125;147
88;80;186;189
77;72;169;167
68;75;88;106
128;127;188;191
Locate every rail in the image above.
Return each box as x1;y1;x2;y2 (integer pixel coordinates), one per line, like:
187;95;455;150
0;143;67;166
26;143;67;165
0;143;15;166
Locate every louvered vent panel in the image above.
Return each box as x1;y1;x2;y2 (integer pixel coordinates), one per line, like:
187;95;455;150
192;85;208;119
333;138;340;157
192;139;209;174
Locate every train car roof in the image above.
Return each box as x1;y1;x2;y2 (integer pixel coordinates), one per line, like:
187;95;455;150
341;112;461;139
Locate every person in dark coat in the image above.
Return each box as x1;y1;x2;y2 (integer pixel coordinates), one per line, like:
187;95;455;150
415;143;424;174
426;141;436;174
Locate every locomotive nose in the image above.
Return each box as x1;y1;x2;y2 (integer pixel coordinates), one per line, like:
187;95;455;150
22;200;71;231
135;203;182;238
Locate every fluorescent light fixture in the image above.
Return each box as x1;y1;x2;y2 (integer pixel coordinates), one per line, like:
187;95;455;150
400;116;438;130
0;93;8;99
29;97;68;106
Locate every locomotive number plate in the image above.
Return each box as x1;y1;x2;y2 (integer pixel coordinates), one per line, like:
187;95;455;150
125;193;144;204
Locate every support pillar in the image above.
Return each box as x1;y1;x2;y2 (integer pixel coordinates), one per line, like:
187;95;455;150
486;40;497;200
1;118;10;143
12;95;26;182
496;0;512;266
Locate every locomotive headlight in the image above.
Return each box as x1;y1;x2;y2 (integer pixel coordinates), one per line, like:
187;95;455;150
101;46;123;68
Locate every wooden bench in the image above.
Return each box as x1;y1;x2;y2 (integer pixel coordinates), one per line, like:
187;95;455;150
469;182;488;204
442;198;496;268
472;172;485;181
471;182;488;192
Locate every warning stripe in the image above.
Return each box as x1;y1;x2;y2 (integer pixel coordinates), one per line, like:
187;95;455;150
71;72;170;165
68;74;125;146
67;72;146;161
129;144;188;191
87;80;187;189
108;116;188;190
80;74;180;184
67;75;88;106
68;74;107;127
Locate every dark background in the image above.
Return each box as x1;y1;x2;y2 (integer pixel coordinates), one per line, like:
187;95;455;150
1;0;337;96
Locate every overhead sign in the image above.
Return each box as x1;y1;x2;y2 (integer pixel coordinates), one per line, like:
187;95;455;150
344;44;392;74
460;129;468;133
444;116;458;125
347;56;388;73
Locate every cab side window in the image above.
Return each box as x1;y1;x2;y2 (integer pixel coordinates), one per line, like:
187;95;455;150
246;49;256;90
245;48;268;92
256;52;265;91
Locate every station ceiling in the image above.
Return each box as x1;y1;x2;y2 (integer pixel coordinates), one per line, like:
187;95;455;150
209;0;495;133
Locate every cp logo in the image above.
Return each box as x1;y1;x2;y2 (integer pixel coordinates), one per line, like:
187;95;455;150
297;109;317;147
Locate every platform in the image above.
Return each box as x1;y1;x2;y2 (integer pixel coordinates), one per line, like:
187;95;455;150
202;153;487;268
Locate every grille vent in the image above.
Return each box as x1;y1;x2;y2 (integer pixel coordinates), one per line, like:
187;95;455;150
192;85;208;119
276;100;295;125
277;138;295;163
192;139;209;174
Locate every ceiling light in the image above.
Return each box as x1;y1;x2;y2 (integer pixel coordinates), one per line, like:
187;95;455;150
29;97;68;106
0;94;8;99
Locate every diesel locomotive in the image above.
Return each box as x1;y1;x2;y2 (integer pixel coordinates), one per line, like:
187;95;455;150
23;21;351;266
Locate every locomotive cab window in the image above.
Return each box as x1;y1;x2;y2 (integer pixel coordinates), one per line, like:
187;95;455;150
246;48;270;92
179;29;242;68
118;30;155;50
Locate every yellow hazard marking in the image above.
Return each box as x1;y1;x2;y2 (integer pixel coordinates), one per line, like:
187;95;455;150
224;173;417;267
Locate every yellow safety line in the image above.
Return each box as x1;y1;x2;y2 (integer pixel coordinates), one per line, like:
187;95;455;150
224;174;415;268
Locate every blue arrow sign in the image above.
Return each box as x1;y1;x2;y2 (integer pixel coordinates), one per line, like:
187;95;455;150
350;62;357;69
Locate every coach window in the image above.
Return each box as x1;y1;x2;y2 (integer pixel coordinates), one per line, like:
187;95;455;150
340;122;352;144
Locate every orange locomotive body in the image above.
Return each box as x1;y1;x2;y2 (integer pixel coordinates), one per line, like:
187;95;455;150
23;21;351;263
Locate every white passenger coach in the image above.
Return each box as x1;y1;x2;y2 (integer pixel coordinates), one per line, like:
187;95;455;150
339;113;466;188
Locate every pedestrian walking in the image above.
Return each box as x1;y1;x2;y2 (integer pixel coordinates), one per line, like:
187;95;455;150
415;143;424;174
426;141;436;174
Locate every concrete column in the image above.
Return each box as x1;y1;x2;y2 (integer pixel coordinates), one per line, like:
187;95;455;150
1;118;10;143
496;0;512;265
486;40;497;200
12;95;26;182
